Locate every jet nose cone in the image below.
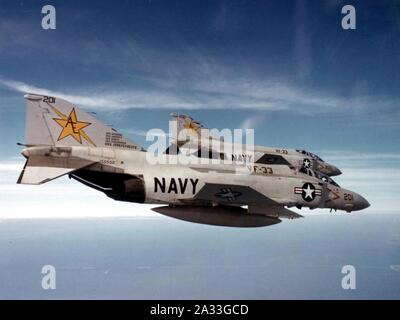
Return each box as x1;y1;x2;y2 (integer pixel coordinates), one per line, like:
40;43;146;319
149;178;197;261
353;193;370;211
317;162;342;176
330;166;342;176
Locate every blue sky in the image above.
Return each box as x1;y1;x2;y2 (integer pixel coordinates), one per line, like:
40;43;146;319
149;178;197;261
0;0;400;215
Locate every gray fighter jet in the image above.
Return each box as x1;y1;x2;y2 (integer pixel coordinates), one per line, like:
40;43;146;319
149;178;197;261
170;114;342;176
17;94;369;227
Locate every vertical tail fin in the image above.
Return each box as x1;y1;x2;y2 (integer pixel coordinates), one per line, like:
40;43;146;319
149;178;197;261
24;93;142;151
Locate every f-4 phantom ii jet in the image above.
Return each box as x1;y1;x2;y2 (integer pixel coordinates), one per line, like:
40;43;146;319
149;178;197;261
170;114;342;176
17;94;369;227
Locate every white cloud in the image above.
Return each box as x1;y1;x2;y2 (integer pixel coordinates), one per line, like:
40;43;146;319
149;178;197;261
311;150;400;214
1;76;396;113
0;159;159;219
316;150;400;162
121;128;169;138
240;115;266;130
390;265;400;272
0;162;23;172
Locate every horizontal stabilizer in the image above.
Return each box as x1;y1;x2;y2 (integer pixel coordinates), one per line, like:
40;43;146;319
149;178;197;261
17;155;95;185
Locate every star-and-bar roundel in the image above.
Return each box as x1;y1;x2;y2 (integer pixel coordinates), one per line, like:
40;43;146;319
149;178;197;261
294;183;322;202
215;188;242;201
302;158;311;169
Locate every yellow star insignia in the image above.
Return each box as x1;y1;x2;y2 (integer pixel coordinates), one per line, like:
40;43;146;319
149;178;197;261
183;121;200;133
53;108;91;144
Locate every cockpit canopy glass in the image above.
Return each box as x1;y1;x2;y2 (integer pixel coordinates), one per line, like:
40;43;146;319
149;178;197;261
299;167;340;187
296;149;323;161
316;172;340;187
